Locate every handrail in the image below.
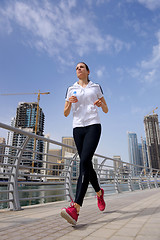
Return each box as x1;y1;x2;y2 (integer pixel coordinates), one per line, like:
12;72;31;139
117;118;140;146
0;122;76;150
0;121;160;211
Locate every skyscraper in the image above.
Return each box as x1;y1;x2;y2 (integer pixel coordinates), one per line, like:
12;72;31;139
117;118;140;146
138;144;143;166
128;132;141;176
141;137;149;168
10;102;45;168
144;114;160;169
128;132;139;166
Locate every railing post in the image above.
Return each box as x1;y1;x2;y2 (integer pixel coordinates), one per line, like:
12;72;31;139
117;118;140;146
97;158;107;185
147;169;152;189
138;169;144;190
128;166;134;191
154;170;159;188
42;140;49;182
114;164;122;193
9;136;30;210
65;153;78;202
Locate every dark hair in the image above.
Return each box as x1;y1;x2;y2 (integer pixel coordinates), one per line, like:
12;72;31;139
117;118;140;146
77;62;90;71
77;62;90;81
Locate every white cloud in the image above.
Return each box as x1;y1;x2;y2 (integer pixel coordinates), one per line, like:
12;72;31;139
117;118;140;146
85;0;110;6
141;31;160;69
125;30;160;85
0;0;130;63
96;0;110;5
137;0;160;10
138;31;160;83
125;19;148;38
144;69;156;83
96;66;106;78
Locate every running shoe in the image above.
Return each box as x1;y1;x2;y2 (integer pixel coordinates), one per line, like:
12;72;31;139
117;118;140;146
97;188;106;211
60;202;79;225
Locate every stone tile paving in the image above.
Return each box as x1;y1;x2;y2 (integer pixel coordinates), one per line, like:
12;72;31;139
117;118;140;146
0;188;160;239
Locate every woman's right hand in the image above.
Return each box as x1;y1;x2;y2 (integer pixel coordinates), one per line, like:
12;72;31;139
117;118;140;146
69;96;78;103
64;96;78;117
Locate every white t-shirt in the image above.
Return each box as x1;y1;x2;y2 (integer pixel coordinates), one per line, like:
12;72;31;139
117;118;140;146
65;81;104;128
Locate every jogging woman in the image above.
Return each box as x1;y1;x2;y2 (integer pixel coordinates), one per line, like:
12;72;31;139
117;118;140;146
61;62;108;225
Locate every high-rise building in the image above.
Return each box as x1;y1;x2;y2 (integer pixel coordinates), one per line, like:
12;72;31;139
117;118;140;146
113;156;122;171
138;144;143;166
9;102;45;169
144;114;160;169
4;118;16;165
15;102;44;134
127;132;139;166
61;137;76;163
0;138;6;163
48;149;62;176
141;137;149;168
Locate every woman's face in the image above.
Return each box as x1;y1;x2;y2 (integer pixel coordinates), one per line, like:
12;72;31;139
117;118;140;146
76;63;90;80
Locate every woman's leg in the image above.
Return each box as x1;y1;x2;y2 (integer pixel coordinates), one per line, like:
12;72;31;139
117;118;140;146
73;124;101;207
73;127;86;208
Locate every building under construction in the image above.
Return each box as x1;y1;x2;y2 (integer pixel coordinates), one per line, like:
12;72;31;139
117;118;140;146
15;102;44;134
10;102;45;169
144;114;160;170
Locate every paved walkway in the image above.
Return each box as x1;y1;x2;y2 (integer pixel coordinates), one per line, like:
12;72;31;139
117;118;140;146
0;188;160;240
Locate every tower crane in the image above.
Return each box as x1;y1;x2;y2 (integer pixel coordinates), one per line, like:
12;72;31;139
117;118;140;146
147;107;158;116
1;91;50;173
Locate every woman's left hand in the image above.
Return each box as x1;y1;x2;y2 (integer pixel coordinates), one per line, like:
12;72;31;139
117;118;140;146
94;97;108;113
94;99;102;107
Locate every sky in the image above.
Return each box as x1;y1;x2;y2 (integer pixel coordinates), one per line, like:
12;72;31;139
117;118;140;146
0;0;160;162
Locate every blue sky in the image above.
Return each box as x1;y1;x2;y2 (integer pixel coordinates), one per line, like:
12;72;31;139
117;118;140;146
0;0;160;162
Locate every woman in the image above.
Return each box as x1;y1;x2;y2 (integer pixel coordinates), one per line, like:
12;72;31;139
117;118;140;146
61;62;108;225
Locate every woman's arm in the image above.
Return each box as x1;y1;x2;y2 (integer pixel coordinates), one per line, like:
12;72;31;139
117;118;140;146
94;97;108;113
64;101;72;117
64;96;78;117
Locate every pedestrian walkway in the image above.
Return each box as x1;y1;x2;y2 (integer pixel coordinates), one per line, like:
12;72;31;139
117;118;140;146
0;188;160;240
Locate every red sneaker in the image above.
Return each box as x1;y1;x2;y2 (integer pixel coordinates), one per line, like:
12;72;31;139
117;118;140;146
97;188;106;211
60;202;79;225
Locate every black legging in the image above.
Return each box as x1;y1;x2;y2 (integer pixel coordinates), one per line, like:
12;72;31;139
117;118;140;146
73;124;101;206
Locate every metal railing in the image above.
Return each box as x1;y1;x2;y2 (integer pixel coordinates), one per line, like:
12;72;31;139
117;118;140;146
0;122;160;211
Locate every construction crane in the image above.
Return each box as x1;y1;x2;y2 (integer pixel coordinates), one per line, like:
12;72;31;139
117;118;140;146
1;91;50;173
147;107;158;116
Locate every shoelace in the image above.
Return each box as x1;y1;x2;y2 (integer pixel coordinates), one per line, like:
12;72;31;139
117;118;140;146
95;194;103;202
95;194;102;198
69;200;75;207
68;201;79;215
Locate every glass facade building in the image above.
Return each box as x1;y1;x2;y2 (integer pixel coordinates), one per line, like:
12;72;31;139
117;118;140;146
128;132;139;166
141;137;149;168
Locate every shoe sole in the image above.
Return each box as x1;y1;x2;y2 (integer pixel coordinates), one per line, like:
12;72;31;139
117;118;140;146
60;209;77;225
